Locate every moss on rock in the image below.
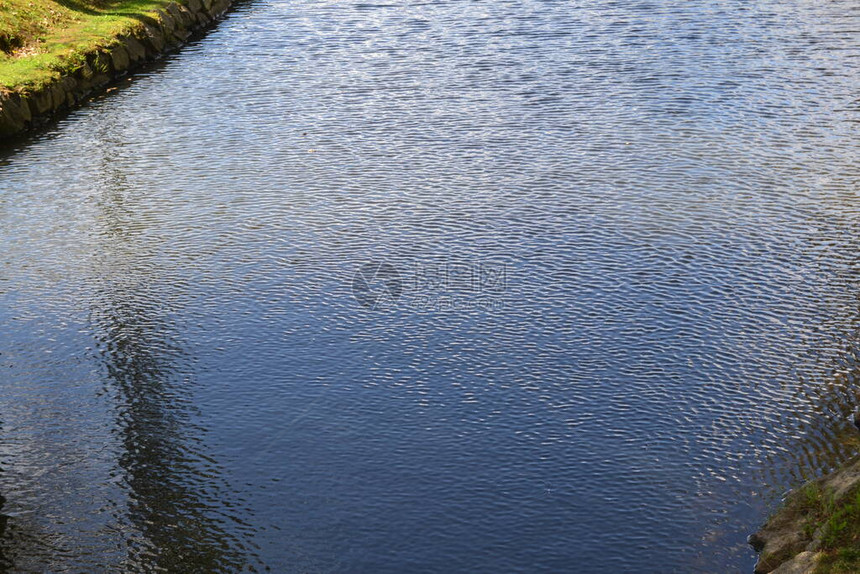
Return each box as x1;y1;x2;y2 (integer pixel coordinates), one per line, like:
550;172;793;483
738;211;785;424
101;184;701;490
752;454;860;574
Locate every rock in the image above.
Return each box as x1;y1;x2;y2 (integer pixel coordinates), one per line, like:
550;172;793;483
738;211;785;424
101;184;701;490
751;454;860;573
59;76;79;104
110;45;131;74
160;11;177;34
177;5;197;27
90;56;110;86
49;82;67;109
213;0;232;14
75;62;94;85
123;36;148;64
165;3;185;23
770;551;821;574
90;51;112;75
753;526;809;574
173;28;192;43
196;11;212;27
0;95;30;137
818;453;860;499
748;532;766;552
141;24;166;53
29;87;54;116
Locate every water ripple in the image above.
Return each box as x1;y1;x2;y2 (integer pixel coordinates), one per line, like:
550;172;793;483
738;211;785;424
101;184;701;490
0;0;858;572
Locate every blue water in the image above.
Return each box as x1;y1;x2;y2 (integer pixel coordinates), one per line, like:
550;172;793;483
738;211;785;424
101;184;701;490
0;0;858;571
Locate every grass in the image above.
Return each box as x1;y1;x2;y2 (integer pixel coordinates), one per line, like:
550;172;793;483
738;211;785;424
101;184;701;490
0;0;176;92
788;482;860;573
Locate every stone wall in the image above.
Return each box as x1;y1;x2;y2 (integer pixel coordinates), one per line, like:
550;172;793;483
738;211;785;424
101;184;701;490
0;0;234;139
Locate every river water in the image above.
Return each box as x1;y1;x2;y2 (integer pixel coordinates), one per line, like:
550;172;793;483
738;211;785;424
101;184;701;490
0;0;858;571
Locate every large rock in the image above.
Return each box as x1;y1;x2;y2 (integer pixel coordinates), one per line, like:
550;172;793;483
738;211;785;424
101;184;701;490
177;5;197;27
771;551;821;574
751;513;811;574
165;3;188;25
110;45;131;74
196;11;212;27
0;95;30;137
123;36;148;64
49;82;67;109
28;87;54;116
141;24;166;53
159;11;177;34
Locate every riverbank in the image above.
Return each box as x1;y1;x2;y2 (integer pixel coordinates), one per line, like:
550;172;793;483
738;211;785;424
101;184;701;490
750;454;860;573
0;0;233;138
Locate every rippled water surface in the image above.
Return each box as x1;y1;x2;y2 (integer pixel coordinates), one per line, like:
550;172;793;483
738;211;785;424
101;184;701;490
1;0;859;571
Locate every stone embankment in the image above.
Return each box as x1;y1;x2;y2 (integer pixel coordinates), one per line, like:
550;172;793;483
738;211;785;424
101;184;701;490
0;0;233;138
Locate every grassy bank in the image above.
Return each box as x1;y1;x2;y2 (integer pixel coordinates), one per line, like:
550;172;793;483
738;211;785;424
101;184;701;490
0;0;174;92
789;482;860;573
752;453;860;574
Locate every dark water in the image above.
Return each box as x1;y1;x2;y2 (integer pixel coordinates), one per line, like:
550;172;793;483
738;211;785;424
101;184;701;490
1;0;859;571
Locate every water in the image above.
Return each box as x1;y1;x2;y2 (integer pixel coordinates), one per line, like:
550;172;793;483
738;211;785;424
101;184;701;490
1;0;858;571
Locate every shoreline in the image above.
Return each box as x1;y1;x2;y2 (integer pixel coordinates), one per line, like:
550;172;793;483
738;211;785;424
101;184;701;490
750;454;860;573
0;0;235;139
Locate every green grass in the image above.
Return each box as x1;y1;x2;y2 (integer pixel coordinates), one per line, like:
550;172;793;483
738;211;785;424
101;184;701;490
818;548;860;574
0;0;175;92
788;482;860;573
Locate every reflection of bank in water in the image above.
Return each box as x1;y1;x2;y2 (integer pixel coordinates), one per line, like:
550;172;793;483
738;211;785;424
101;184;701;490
92;281;257;571
84;134;261;572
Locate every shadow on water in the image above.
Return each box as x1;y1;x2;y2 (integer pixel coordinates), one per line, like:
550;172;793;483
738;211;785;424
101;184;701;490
0;515;53;573
86;121;263;572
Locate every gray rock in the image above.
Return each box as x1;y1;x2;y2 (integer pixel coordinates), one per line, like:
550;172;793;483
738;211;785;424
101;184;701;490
49;83;67;109
123;36;148;63
177;5;197;27
165;3;185;23
160;11;177;34
213;0;232;14
141;24;166;53
29;87;54;115
90;51;112;75
75;62;94;82
196;11;212;27
770;551;820;574
59;77;79;104
110;45;130;74
173;28;192;43
0;95;29;137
